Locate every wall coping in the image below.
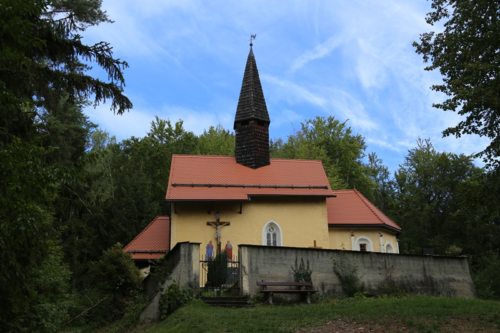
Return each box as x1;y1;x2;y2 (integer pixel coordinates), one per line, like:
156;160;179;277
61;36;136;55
238;244;469;260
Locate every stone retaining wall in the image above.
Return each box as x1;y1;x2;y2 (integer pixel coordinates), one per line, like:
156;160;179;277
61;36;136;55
140;242;200;323
239;245;475;298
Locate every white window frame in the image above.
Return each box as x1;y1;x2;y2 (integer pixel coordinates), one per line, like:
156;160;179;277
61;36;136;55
262;221;283;246
354;236;373;252
386;243;394;253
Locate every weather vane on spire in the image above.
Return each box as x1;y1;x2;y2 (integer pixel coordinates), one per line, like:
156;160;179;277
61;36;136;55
250;34;256;47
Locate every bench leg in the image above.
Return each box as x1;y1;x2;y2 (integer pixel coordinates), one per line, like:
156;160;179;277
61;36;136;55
268;292;273;305
306;292;311;304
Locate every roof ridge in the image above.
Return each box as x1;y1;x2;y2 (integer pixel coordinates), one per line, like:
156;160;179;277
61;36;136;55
172;154;234;159
172;155;324;163
124;216;169;251
270;158;323;163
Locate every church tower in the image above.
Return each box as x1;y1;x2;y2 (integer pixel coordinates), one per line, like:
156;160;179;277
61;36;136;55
234;45;270;169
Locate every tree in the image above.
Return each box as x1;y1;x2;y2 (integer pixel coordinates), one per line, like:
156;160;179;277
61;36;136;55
61;119;199;286
0;0;132;142
0;139;63;331
0;1;132;329
393;139;483;254
274;116;376;195
196;125;234;155
414;0;500;167
365;152;395;212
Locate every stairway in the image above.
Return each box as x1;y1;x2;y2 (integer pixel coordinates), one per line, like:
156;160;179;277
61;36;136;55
200;295;253;307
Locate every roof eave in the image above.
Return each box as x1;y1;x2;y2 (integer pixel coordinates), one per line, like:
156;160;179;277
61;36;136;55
248;193;336;198
165;198;248;202
328;223;401;234
166;193;336;202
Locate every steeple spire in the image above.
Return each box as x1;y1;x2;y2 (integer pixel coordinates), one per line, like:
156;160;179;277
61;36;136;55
234;44;270;124
234;43;271;169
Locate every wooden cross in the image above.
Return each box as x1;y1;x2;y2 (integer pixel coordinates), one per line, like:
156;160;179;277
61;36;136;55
207;214;230;255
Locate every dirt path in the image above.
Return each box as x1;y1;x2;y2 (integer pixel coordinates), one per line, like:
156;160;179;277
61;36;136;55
297;317;498;333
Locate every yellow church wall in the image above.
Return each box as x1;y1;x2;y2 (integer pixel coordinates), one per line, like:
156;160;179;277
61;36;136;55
328;228;399;253
170;199;330;258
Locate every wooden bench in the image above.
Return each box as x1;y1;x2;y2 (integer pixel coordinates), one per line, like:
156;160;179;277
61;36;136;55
257;280;317;304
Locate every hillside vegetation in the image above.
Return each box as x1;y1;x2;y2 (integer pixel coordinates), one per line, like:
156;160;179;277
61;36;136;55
143;296;500;333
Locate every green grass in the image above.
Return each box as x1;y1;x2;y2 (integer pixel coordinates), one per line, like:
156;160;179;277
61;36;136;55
143;296;500;333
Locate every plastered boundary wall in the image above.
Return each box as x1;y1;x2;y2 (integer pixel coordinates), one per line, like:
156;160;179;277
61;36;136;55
140;242;200;323
239;244;475;298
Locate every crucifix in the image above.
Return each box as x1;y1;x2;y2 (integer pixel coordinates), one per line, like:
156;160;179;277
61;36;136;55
207;212;230;255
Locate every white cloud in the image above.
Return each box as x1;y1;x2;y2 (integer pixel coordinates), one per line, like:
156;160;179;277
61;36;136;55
81;0;489;170
156;106;232;135
263;75;377;131
366;138;404;153
289;35;343;73
262;75;327;107
85;102;233;139
85;105;153;139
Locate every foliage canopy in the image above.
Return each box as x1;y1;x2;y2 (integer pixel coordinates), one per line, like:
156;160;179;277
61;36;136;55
414;0;500;167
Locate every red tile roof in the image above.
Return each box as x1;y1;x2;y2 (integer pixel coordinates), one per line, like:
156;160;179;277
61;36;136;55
327;189;401;232
166;155;335;201
124;216;170;260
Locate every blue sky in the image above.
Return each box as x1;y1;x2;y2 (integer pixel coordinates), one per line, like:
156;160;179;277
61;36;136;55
83;0;487;171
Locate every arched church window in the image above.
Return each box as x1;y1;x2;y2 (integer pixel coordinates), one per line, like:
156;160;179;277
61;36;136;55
386;243;394;253
262;221;282;246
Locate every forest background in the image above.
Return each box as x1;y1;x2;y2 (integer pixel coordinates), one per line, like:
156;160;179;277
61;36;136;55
0;0;498;331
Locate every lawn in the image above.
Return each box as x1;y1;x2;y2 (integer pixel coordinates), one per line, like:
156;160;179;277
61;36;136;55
143;296;500;333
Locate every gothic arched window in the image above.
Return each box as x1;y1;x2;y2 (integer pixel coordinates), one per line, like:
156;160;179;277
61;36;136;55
262;221;282;246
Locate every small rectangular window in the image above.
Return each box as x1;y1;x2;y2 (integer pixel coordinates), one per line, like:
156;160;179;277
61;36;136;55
360;243;367;252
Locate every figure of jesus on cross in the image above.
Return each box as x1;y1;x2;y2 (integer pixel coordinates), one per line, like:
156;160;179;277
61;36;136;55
207;212;230;256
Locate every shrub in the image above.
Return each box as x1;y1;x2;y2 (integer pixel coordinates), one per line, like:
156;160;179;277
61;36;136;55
332;255;364;297
86;243;141;322
474;257;500;299
159;283;193;319
291;257;312;283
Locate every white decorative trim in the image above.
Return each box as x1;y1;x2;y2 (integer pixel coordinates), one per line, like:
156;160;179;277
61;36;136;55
261;220;283;246
379;233;385;253
354;236;373;252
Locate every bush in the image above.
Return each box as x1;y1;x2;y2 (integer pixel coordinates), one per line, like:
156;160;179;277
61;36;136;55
333;255;364;297
159;283;193;319
86;243;142;322
473;257;500;299
291;257;312;283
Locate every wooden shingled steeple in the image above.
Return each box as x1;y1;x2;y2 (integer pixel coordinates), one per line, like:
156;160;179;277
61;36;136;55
234;44;270;169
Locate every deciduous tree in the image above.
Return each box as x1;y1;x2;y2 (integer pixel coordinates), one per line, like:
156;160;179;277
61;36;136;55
414;0;500;167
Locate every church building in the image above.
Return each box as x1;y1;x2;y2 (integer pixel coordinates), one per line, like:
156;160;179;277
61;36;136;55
124;46;401;262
